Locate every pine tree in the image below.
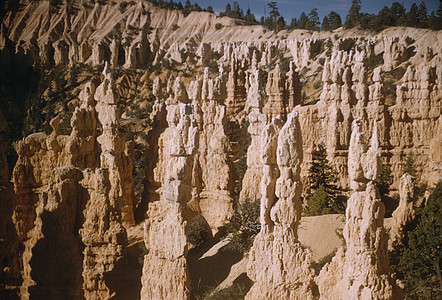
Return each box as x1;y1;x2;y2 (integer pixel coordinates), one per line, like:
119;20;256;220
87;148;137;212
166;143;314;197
306;7;319;30
322;16;331;31
231;1;243;19
402;3;419;27
403;153;417;179
344;0;361;28
376;162;392;197
268;1;280;30
289;17;298;29
418;1;428;27
298;12;308;29
388;2;406;26
328;11;342;30
308;143;337;192
428;11;441;30
305;143;344;215
245;8;257;25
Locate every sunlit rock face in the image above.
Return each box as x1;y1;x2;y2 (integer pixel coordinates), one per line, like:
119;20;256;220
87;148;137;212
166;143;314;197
316;121;403;300
1;1;441;299
246;111;315;300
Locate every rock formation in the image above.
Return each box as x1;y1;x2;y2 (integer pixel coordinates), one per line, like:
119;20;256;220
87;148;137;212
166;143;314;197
21;166;85;299
240;69;267;202
198;89;235;232
80;168;127;299
246;111;315;300
96;63;135;227
141;103;198;300
316;120;403;299
9;71;131;298
389;173;415;247
1;2;441;298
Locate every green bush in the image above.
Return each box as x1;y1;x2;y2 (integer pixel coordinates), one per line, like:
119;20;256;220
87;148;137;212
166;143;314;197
188;215;212;247
305;186;331;216
376;163;392;197
225;199;260;253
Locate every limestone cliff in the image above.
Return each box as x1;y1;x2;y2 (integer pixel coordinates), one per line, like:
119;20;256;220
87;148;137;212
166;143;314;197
0;1;441;299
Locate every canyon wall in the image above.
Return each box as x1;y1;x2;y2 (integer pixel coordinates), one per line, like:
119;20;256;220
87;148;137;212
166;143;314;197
1;1;441;299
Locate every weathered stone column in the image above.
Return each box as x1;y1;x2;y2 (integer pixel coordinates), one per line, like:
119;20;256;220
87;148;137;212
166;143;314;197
246;110;315;300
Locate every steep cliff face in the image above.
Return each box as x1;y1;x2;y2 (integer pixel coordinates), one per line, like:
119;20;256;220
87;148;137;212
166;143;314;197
0;112;21;298
8;67;131;298
1;1;441;299
21;166;85;299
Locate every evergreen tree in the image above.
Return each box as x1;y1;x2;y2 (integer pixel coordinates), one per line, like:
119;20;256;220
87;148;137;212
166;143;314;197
306;7;319;30
206;5;213;13
277;16;286;31
344;0;361;28
403;153;417;179
418;1;428;27
192;2;201;12
298;12;308;29
376;163;392;197
305;143;345;215
183;0;191;15
268;1;280;30
308;143;337;192
231;1;243;19
388;2;406;26
322;16;331;31
305;186;331;216
428;11;441;30
245;8;257;25
374;6;390;30
223;3;232;16
289;17;298;29
328;11;342;30
402;3;419;27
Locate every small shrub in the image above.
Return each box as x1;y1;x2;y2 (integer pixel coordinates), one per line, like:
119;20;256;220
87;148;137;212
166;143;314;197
305;186;332;216
137;242;149;265
207;283;248;300
367;52;384;70
335;227;345;246
405;36;415;45
119;1;128;12
188;215;212;247
215;23;223;30
225;199;261;253
172;24;179;31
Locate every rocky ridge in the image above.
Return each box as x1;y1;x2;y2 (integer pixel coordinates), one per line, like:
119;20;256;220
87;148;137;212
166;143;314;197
0;1;441;299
